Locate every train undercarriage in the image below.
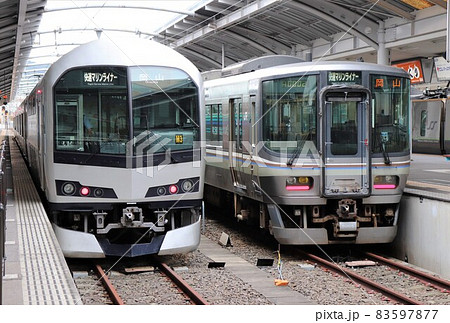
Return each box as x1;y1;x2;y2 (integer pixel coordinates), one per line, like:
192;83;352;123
205;185;398;245
50;202;202;257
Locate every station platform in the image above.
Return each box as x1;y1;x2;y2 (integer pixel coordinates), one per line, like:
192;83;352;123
1;132;80;305
405;153;450;202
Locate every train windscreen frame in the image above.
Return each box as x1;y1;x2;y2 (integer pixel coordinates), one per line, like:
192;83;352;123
54;66;129;156
370;74;410;155
130;66;200;156
53;65;200;167
261;74;318;154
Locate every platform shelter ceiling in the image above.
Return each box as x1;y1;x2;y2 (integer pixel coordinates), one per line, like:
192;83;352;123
2;0;448;102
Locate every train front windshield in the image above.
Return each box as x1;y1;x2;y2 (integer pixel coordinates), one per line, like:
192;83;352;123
130;66;199;154
54;66;199;159
261;72;410;156
370;75;410;154
262;75;318;153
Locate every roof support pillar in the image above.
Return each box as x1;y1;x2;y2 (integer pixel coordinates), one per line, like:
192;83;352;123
222;43;225;69
377;21;390;66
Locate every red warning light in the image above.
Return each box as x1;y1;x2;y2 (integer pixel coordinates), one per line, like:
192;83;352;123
169;185;178;194
80;187;90;196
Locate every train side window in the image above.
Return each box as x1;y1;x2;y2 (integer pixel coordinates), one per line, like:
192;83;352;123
420;110;427;137
205;105;212;141
205;103;223;145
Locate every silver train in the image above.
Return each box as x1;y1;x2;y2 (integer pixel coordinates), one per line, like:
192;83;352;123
203;56;410;245
411;88;450;154
12;38;205;258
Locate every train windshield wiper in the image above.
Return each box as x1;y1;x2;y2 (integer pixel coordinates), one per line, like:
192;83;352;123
287;141;301;166
81;141;100;164
380;134;391;165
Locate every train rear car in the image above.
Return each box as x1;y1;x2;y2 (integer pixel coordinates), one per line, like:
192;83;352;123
204;57;410;245
13;37;204;257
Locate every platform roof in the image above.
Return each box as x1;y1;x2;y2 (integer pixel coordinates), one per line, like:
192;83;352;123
1;0;448;103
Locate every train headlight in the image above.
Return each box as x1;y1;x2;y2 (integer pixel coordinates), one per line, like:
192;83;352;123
157;187;166;196
286;177;296;185
94;188;104;197
373;175;399;189
181;179;194;192
286;177;313;191
62;182;76;195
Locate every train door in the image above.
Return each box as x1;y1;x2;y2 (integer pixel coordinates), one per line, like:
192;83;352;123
322;89;370;197
37;91;46;191
249;95;261;195
229;97;246;190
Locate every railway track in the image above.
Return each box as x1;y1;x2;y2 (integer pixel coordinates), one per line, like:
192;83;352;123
156;260;209;305
299;250;421;305
92;263;124;305
72;260;208;305
300;250;450;305
363;252;450;293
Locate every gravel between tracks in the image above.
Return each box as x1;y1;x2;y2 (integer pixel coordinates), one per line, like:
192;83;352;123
198;217;391;305
74;214;447;305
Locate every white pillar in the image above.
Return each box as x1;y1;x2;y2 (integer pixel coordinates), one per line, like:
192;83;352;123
377;21;390;65
222;43;225;69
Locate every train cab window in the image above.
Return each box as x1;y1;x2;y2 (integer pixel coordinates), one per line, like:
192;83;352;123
130;66;199;155
262;74;317;154
371;75;410;154
54;66;128;154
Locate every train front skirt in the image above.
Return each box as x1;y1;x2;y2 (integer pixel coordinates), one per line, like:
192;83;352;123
52;214;202;258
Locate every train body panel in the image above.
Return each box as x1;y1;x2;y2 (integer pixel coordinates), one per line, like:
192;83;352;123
13;37;205;258
204;57;410;245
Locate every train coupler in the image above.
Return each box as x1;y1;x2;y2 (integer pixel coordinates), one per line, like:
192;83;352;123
121;207;144;226
336;199;357;218
333;221;358;238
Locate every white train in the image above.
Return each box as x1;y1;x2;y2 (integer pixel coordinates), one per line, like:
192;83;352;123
203;56;410;245
13;37;205;258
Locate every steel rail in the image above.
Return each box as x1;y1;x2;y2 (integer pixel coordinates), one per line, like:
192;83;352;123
93;263;125;305
364;252;450;292
158;262;209;305
300;251;422;305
